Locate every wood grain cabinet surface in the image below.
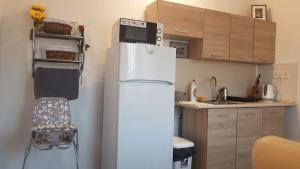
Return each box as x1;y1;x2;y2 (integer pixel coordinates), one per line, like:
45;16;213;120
207;109;237;169
202;9;231;61
230;15;254;62
182;108;237;169
236;108;262;169
253;20;276;63
182;107;285;169
145;0;204;39
262;107;285;136
145;0;277;64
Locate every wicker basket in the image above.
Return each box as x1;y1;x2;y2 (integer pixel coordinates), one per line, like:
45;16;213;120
43;19;72;35
45;46;77;61
46;51;76;61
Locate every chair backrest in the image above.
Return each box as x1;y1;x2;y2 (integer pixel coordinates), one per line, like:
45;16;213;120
252;136;300;169
33;97;71;127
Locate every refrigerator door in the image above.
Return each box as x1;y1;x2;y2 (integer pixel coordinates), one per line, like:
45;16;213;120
117;82;174;169
119;43;176;84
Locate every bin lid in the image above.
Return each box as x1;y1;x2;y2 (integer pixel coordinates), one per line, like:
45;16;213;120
173;136;194;149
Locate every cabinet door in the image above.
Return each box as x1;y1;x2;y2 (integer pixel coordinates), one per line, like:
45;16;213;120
156;0;204;38
202;9;230;60
236;108;262;169
230;15;254;62
207;109;237;169
262;107;285;136
253;20;276;63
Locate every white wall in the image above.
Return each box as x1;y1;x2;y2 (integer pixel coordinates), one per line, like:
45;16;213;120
0;0;254;169
176;59;256;98
0;1;3;20
255;0;300;140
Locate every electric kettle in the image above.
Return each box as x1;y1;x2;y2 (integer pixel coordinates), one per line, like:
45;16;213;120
262;84;277;101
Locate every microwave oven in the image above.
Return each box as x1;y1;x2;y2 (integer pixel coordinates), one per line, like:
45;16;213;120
112;18;163;46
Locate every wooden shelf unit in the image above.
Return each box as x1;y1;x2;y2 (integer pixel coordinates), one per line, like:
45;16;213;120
30;28;87;77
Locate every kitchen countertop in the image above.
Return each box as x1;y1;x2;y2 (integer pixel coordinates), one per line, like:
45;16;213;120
176;100;296;109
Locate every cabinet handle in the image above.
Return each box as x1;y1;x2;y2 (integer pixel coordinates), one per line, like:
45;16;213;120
271;112;280;115
210;54;223;58
245;112;256;116
175;29;188;34
217;114;230;118
236;56;247;60
260;58;271;62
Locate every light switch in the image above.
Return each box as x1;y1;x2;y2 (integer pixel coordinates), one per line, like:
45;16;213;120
273;72;282;79
273;71;289;79
281;71;289;79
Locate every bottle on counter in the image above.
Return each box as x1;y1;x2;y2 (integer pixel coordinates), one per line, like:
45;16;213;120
190;79;197;101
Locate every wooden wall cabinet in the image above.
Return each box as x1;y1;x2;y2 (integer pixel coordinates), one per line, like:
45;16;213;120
200;9;231;61
183;107;285;169
145;0;277;64
236;108;262;169
254;20;276;63
230;15;254;62
145;0;204;39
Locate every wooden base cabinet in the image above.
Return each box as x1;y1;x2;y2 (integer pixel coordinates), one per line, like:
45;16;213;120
236;108;262;169
207;109;237;169
183;108;237;169
262;107;285;136
182;107;285;169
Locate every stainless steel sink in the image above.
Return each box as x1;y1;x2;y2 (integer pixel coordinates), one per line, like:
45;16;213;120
203;100;242;105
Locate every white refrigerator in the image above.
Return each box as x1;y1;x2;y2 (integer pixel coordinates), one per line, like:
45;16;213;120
102;42;176;169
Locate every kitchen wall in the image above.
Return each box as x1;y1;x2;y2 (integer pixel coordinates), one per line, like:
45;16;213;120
0;1;3;20
0;0;254;169
255;0;300;140
176;59;256;98
163;39;257;98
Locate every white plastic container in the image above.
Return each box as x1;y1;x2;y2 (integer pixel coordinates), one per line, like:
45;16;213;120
173;137;194;169
190;79;197;101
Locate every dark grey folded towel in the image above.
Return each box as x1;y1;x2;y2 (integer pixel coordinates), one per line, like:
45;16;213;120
34;67;80;100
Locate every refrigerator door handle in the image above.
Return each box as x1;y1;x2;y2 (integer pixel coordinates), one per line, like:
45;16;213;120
144;44;154;55
120;79;174;85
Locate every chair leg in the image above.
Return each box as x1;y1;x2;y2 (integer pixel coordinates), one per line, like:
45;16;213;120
73;131;79;169
22;137;33;169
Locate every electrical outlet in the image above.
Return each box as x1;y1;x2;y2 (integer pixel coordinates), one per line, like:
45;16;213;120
273;72;282;79
273;71;289;79
281;71;289;79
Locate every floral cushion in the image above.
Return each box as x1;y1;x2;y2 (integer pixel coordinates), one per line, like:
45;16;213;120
33;97;71;127
31;97;77;148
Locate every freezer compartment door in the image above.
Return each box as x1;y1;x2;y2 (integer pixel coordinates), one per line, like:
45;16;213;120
117;82;174;169
119;43;176;83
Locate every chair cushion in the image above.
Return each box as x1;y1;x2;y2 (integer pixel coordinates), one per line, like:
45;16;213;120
33;97;72;127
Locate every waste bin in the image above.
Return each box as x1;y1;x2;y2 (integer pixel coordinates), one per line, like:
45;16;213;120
173;136;194;169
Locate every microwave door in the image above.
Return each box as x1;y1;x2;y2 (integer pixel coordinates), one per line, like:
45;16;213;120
119;24;157;45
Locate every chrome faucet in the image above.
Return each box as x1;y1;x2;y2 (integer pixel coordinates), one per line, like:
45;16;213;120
210;76;217;101
217;87;228;101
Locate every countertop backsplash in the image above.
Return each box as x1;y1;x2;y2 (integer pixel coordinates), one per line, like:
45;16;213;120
175;58;257;100
164;39;257;100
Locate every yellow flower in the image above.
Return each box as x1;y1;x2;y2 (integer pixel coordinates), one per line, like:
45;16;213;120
31;3;46;12
29;9;46;21
29;3;46;22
